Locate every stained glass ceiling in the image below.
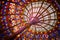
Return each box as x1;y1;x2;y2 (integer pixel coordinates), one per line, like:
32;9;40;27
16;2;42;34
24;1;57;33
0;0;60;40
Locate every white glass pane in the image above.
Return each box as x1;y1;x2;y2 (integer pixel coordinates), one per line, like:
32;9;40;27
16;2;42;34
45;25;53;30
51;16;55;19
40;8;44;13
44;16;49;20
24;12;27;15
49;20;54;26
44;2;50;6
40;27;46;32
50;6;55;11
30;25;35;31
44;21;49;23
54;13;57;19
42;11;48;16
35;2;39;7
41;24;46;27
42;3;48;8
48;7;53;13
39;18;43;20
42;28;46;32
51;13;54;16
33;8;37;12
29;9;32;14
33;13;36;17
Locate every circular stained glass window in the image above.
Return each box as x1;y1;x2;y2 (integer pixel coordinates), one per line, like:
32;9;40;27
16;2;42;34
24;1;57;33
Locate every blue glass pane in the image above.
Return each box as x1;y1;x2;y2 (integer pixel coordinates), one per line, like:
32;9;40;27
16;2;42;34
58;24;60;28
51;33;56;37
2;16;6;20
0;34;4;37
0;26;2;28
22;0;26;3
57;30;60;36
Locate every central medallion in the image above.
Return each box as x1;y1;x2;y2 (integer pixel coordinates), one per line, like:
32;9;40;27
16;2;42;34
29;17;39;25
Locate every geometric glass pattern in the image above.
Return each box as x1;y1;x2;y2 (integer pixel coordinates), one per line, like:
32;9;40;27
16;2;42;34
0;0;60;40
24;1;57;33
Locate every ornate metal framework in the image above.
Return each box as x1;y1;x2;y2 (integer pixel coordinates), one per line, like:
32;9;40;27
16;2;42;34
0;0;60;40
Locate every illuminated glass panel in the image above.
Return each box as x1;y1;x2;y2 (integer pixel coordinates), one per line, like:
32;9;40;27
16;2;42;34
1;0;59;40
24;1;57;32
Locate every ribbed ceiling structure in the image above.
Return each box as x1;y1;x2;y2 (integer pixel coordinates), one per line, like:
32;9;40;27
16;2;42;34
0;0;60;40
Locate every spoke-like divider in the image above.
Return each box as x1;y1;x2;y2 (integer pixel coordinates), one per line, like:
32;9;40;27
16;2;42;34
38;11;56;19
30;1;33;17
38;21;54;27
37;4;51;17
36;24;48;31
39;19;57;21
35;0;45;17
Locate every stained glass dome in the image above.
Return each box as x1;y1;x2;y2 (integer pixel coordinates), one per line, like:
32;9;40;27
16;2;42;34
0;0;60;40
24;1;57;33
